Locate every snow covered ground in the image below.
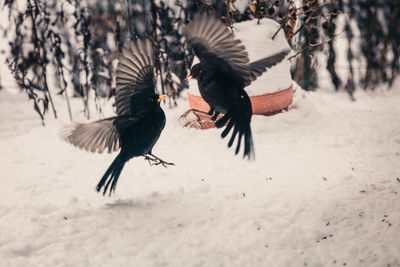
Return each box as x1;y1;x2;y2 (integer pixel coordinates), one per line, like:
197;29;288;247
1;80;399;266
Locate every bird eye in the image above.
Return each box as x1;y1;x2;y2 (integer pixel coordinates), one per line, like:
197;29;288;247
147;97;154;102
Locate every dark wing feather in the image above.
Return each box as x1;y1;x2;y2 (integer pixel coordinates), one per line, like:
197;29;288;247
183;13;251;86
115;39;155;116
215;92;255;160
61;117;120;154
246;49;291;86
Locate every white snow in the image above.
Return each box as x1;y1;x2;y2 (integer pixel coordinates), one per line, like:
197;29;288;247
232;0;251;14
1;80;400;266
188;18;292;97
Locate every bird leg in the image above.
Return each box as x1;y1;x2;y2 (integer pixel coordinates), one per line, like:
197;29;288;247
180;108;222;129
182;110;201;129
143;155;156;166
184;120;202;129
180;108;210;119
149;153;175;167
144;153;175;168
210;111;220;121
179;109;204;129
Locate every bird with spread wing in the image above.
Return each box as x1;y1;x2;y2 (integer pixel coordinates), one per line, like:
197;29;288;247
62;39;173;196
184;13;290;159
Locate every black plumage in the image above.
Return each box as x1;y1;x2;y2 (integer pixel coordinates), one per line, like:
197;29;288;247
62;39;172;196
184;13;290;159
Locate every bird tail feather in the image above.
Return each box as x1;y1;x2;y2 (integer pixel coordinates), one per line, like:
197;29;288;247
96;153;126;196
215;103;255;160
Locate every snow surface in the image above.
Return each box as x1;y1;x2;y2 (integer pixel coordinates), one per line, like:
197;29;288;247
1;81;400;266
187;18;292;97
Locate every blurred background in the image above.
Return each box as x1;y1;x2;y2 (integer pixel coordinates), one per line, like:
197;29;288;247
0;0;398;122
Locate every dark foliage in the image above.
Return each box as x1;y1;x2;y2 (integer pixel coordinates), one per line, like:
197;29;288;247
352;0;400;89
5;0;59;124
2;0;399;122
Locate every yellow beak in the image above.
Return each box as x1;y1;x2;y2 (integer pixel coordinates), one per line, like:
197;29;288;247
157;94;167;103
185;75;193;83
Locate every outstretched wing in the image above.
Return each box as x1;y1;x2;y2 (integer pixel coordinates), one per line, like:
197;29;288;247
246;49;291;86
183;13;251;86
61;118;120;153
184;13;290;87
116;39;155;116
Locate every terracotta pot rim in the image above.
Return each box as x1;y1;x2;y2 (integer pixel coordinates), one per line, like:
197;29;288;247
183;84;293;129
187;84;293;115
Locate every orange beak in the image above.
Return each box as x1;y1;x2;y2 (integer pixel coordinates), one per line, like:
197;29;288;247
250;3;256;14
157;94;167;103
185;75;193;83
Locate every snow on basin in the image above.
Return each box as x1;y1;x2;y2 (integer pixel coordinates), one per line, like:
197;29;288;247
188;18;292;97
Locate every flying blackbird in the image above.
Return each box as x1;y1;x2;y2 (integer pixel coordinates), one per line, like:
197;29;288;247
62;39;173;196
184;13;290;159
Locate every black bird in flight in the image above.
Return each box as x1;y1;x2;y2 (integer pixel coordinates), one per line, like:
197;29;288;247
184;13;290;159
62;39;173;196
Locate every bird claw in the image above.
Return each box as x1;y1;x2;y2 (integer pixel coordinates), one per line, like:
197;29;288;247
144;154;175;168
179;109;200;121
179;109;204;129
179;109;196;120
151;160;174;168
144;155;155;166
184;120;202;129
